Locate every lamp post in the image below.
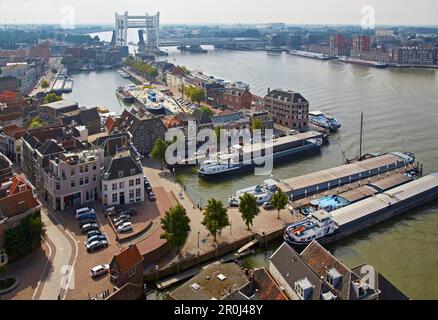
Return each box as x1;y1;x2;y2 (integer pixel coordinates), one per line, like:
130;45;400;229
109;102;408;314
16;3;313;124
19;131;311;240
197;231;200;247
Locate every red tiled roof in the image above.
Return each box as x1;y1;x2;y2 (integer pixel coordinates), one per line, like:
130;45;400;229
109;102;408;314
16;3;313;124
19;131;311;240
0;189;39;218
0;91;18;103
0;112;23;123
2;124;28;139
7;176;32;195
112;245;143;273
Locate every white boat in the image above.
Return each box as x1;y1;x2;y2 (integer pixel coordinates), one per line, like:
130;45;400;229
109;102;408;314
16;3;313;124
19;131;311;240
228;179;278;207
309;111;341;132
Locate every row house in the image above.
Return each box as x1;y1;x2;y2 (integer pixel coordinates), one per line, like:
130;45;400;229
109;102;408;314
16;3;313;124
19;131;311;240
43;148;104;211
264;89;309;131
120;109;166;155
0;124;28;163
91;131;138;166
221;87;252;111
102;149;144;206
0;62;38;95
0;175;40;266
60;106;102;135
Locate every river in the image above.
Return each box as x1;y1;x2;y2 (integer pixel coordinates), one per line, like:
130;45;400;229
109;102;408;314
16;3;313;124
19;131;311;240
71;38;438;298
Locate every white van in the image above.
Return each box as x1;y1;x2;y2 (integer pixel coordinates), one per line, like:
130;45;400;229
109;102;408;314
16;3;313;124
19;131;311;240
75;207;95;219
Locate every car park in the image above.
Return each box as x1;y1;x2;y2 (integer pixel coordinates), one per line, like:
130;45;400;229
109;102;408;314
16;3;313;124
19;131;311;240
87;240;108;253
81;223;99;234
90;264;110;279
117;222;133;233
75;207;96;219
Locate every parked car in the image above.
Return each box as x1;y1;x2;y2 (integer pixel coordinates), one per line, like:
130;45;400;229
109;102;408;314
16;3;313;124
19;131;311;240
81;223;99;234
115;218;131;228
288;129;299;136
148;192;156;201
146;186;153;194
117;222;133;233
105;206;117;217
87;234;107;244
118;207;137;216
87;240;108;253
87;230;102;240
79;218;97;227
77;213;97;221
90;264;110;279
75;207;95;220
262;202;274;210
112;214;130;224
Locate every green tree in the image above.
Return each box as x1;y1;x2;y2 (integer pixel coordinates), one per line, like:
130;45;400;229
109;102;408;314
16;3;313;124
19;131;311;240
251;118;264;131
239;193;259;231
199;105;214;116
271;189;289;220
160;204;191;251
41;80;50;89
29;116;43;129
42;93;62;104
189;88;205;103
202;199;230;243
150;138;168;169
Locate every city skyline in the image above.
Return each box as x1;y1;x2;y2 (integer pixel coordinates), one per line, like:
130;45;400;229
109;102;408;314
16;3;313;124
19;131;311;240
0;0;438;26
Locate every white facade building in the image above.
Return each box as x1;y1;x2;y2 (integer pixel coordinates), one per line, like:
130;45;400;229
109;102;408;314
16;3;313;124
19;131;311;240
102;150;144;206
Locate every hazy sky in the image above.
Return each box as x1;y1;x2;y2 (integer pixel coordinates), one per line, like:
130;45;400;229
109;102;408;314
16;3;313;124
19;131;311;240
0;0;437;26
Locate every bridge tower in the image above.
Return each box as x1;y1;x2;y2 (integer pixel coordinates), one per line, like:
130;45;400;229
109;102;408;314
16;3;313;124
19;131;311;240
114;11;160;50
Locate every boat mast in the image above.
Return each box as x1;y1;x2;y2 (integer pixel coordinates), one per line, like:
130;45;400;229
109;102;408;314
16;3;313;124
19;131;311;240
359;112;364;160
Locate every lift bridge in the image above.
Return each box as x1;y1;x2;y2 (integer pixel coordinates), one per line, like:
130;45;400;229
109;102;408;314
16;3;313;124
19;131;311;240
112;11;266;50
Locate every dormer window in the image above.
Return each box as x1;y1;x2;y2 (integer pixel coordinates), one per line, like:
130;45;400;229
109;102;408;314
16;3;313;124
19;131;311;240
327;267;343;288
128;268;136;278
294;278;314;300
118;171;124;178
130;169;136;175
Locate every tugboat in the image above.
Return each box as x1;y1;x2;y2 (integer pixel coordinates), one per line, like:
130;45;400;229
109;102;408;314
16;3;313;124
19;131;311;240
116;87;134;104
309;111;341;132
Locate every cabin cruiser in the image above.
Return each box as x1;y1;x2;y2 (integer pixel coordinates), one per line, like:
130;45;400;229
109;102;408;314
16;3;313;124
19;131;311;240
228;179;278;207
309;111;341;132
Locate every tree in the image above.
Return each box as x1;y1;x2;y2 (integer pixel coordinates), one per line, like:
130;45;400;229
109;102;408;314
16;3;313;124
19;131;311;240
202;199;230;243
28;116;43;129
160;204;191;251
239;193;259;231
199;106;214;116
150;138;168;169
190;88;205;103
41;80;50;89
42;93;62;104
271;189;289;220
251;118;264;131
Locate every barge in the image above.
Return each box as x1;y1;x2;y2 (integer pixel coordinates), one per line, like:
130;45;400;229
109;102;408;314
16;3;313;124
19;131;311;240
338;56;389;69
284;173;438;247
116;87;134;104
198;131;325;178
62;78;73;93
289;50;332;61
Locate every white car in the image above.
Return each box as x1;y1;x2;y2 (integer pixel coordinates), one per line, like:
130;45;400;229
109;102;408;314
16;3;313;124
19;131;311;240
117;222;133;233
288;129;299;136
75;207;96;219
90;264;110;279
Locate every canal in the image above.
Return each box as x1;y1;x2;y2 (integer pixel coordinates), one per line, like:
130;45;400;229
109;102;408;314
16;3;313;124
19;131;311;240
70;42;438;299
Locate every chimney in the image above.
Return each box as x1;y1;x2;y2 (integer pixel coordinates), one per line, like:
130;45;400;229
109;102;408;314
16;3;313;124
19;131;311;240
267;88;271;95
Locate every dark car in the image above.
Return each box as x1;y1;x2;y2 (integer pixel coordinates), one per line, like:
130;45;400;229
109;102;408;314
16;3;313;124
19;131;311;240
87;234;107;244
148;192;156;201
118;207;137;216
112;214;130;224
77;213;97;221
146;186;153;194
87;230;102;240
87;240;108;253
79;218;97;227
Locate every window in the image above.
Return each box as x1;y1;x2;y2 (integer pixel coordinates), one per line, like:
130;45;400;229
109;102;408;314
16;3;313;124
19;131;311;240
104;184;107;191
112;183;117;190
86;191;89;201
135;178;141;185
79;166;83;174
118;171;124;178
119;181;124;189
129;190;134;199
136;188;141;198
79;178;84;186
93;175;96;182
55;182;60;191
112;193;118;203
84;165;89;173
129;179;134;187
93;164;97;171
130;169;136;175
71;180;75;188
71;169;75;176
128;268;136;278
